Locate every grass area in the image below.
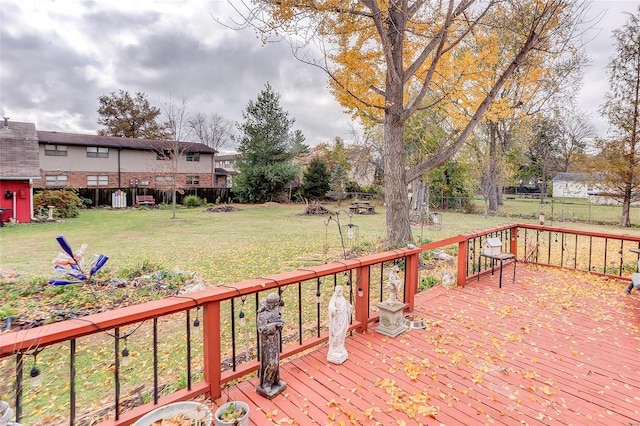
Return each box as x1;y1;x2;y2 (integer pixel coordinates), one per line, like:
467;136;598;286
495;195;640;225
1;200;639;283
1;203;386;283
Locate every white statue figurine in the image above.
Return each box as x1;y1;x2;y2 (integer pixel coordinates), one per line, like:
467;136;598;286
327;286;353;364
386;265;402;302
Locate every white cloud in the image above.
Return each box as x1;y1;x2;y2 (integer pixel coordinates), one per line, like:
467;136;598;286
0;0;637;146
576;1;638;137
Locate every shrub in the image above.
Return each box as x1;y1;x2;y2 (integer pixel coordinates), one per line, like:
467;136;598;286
79;196;93;208
419;275;439;291
182;195;203;208
33;189;84;218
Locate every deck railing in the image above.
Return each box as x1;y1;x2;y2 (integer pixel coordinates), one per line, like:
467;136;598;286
2;223;639;425
516;224;640;277
0;247;422;425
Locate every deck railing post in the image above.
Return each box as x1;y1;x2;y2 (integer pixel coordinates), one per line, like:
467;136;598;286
510;226;518;258
355;264;370;333
203;301;222;399
404;251;420;312
457;238;469;287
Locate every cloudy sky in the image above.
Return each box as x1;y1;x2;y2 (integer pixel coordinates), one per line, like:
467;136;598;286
0;1;638;150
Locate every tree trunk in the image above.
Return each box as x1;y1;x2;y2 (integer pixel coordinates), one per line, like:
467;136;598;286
384;113;412;246
171;186;177;219
620;187;631;227
487;123;499;212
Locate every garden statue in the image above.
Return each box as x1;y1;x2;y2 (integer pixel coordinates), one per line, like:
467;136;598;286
327;286;353;364
386;265;402;302
375;265;407;338
256;293;287;399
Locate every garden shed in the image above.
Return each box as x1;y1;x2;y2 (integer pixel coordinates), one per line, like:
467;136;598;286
551;172;592;199
0;119;40;224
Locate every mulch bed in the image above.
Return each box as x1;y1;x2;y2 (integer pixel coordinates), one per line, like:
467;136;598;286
205;205;240;213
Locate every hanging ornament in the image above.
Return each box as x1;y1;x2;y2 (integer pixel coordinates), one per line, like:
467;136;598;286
193;307;200;328
30;365;42;388
239;310;246;327
121;347;130;367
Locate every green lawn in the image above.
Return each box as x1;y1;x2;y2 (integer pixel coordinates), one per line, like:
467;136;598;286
1;200;638;283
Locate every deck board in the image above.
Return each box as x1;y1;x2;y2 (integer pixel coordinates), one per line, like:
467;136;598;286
210;265;640;425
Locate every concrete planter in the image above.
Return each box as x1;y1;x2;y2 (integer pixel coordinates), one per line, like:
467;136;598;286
214;401;249;426
133;401;212;426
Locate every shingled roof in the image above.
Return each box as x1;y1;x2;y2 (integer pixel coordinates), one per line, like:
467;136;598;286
37;130;218;154
0;121;41;179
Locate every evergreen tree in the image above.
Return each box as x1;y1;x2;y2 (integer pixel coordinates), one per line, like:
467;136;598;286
234;83;299;202
301;157;331;200
290;129;310;157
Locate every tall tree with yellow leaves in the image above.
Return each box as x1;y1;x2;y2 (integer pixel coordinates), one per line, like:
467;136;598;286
234;0;588;245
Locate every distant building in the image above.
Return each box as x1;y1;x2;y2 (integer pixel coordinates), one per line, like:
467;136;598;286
213;154;238;188
551;172;592;199
552;172;637;205
35;128;218;190
0;119;236;220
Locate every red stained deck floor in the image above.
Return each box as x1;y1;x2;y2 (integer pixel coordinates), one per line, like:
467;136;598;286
211;265;640;425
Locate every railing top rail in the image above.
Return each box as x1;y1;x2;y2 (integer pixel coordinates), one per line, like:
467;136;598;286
447;222;640;243
517;223;640;242
0;246;421;357
418;223;519;251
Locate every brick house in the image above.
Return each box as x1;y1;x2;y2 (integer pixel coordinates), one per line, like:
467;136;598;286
36;128;219;190
1;120;238;217
0;120;40;224
213;154;238;188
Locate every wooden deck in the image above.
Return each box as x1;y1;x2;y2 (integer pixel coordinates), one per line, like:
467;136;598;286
210;264;640;425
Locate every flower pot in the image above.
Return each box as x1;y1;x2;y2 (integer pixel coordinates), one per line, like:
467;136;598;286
214;401;249;426
133;401;212;426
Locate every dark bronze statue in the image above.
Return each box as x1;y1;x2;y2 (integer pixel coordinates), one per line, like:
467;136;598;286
256;293;287;399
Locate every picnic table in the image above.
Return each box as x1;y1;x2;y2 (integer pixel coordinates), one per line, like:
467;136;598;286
349;200;375;215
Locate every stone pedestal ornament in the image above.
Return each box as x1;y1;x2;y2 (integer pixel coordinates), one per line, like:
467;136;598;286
327;285;353;364
386;265;402;302
256;293;287;399
376;265;407;337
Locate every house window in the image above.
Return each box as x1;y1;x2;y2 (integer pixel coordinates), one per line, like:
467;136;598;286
44;144;67;156
155;176;174;186
45;175;68;186
156;150;172;160
186;175;200;185
224;160;231;168
186;152;200;162
87;175;109;186
87;147;109;158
